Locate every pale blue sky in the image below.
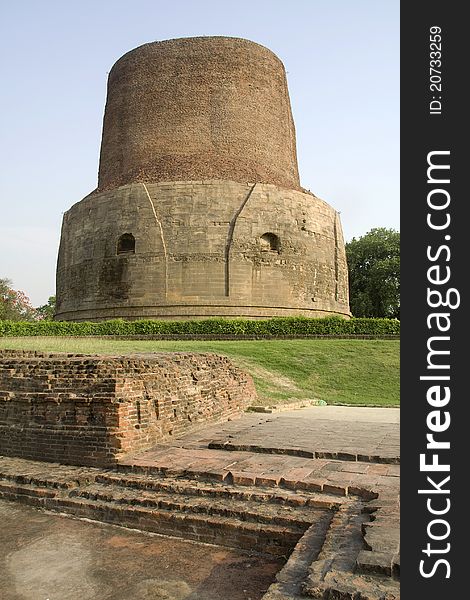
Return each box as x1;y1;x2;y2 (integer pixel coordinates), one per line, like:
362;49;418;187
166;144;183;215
0;0;399;306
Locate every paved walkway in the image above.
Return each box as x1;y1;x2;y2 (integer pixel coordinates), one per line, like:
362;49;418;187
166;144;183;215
189;406;399;461
121;407;400;494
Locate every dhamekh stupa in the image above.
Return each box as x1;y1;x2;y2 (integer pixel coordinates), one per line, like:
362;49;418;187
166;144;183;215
55;37;350;321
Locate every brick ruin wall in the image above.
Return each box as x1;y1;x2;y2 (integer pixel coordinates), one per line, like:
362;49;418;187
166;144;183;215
0;350;256;467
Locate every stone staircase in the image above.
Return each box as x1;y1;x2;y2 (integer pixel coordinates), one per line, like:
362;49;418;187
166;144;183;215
0;457;345;558
0;455;400;599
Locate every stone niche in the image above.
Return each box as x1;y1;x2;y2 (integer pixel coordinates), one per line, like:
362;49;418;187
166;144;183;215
0;350;256;467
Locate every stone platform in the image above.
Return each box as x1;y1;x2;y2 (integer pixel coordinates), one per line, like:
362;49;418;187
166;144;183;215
0;406;400;599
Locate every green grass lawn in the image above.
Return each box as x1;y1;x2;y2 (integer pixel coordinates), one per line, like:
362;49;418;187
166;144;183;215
0;337;399;407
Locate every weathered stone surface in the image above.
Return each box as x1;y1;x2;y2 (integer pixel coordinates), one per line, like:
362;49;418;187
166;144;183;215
56;181;349;321
55;37;350;322
0;350;256;466
356;550;394;576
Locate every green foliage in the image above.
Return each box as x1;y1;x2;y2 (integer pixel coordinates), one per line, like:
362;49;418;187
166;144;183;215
36;296;56;321
346;228;400;318
0;278;37;321
0;316;399;337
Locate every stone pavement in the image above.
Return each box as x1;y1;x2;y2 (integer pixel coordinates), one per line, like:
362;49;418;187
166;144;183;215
201;407;399;463
0;406;400;600
122;407;400;491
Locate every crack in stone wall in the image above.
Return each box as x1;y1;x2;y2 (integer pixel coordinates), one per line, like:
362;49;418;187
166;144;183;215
142;182;168;297
224;183;257;296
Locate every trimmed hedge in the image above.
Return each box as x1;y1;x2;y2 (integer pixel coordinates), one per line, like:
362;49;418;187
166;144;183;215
0;316;400;337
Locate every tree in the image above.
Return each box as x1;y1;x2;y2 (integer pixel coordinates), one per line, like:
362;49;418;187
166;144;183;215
346;228;400;319
36;296;56;321
0;278;38;321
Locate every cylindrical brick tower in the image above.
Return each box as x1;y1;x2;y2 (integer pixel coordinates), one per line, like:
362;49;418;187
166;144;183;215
56;37;350;321
98;37;300;191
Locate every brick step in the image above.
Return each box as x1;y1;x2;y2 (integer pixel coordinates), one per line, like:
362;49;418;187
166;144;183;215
0;467;343;511
0;471;90;490
70;482;316;528
0;480;57;501
208;441;400;465
117;459;380;498
0;471;81;490
0;458;99;490
96;472;343;510
0;478;305;556
58;495;305;555
0;458;324;555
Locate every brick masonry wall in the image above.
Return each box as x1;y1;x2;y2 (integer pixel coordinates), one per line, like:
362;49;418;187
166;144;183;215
0;350;256;467
97;37;300;192
56;181;350;321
